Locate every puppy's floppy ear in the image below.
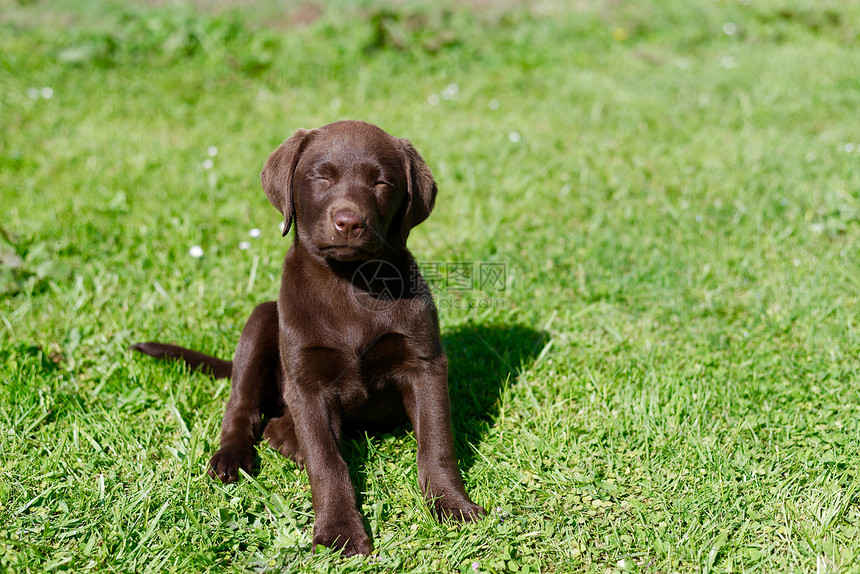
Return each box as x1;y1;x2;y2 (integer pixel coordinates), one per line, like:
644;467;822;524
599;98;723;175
398;138;438;245
261;128;312;237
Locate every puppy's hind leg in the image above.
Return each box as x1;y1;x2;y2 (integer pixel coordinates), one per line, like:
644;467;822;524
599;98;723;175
263;410;304;469
209;301;283;483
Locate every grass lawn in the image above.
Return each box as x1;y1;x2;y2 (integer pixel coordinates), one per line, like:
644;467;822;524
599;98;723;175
2;0;860;571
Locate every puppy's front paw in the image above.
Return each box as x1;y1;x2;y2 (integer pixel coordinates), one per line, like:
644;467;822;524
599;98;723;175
436;498;486;523
313;516;372;556
208;447;254;484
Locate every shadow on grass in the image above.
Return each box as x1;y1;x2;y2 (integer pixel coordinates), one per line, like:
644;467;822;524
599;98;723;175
443;322;548;471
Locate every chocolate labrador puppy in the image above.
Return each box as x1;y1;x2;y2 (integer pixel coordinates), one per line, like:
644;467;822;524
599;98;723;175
133;121;485;555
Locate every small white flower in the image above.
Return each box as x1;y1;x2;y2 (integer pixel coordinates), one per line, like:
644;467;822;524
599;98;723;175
441;83;459;100
239;241;251;250
202;158;214;170
488;99;500;110
843;143;855;153
723;22;737;35
249;228;261;238
427;94;440;106
508;131;522;143
41;87;54;99
696;214;703;223
207;146;218;157
26;87;40;99
189;245;204;258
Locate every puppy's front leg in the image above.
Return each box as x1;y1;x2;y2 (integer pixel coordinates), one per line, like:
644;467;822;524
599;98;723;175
286;380;371;556
400;355;486;522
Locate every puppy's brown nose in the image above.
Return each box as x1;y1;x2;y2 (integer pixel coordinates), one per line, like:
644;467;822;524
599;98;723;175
333;210;365;239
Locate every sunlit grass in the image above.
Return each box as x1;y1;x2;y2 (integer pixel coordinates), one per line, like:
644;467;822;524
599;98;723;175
2;0;860;571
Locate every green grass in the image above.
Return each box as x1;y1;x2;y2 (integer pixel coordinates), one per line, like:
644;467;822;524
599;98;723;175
2;0;860;571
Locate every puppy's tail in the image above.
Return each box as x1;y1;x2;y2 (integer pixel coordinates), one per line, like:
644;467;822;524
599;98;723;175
131;342;233;379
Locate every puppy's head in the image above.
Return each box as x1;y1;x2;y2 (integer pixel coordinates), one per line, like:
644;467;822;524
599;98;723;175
261;121;436;262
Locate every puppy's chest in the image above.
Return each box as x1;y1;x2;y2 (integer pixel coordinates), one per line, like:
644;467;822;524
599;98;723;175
294;331;418;408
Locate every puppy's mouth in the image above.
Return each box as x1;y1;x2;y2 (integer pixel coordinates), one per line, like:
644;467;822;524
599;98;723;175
318;244;382;262
310;216;387;262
